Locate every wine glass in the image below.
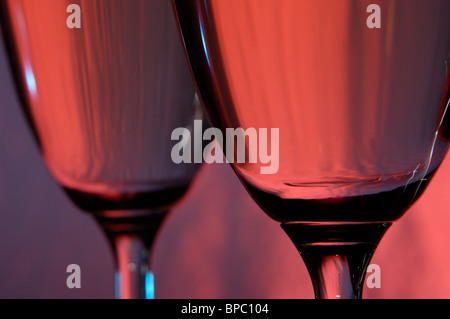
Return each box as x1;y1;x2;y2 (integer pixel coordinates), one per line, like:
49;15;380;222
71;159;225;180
0;0;201;299
173;0;450;298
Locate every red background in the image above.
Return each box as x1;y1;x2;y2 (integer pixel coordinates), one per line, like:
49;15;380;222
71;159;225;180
1;34;450;299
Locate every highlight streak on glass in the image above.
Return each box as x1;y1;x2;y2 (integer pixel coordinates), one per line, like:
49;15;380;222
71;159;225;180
145;271;154;299
198;15;211;70
410;60;450;194
114;271;122;299
12;1;37;101
24;62;36;98
413;96;450;196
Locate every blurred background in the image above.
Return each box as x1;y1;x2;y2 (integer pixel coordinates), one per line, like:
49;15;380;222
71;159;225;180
1;27;450;299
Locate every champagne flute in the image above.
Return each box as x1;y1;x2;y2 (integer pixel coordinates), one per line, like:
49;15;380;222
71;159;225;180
173;0;450;298
0;0;200;298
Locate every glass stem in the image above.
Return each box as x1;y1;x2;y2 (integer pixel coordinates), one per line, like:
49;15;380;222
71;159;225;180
111;235;152;299
281;222;391;299
93;210;167;299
